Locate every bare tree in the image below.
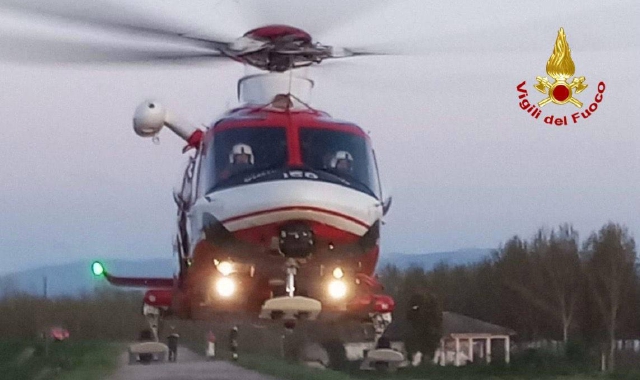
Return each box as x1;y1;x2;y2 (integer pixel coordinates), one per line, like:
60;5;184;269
494;236;544;340
582;222;636;371
495;226;584;343
535;225;582;343
0;275;18;299
378;264;403;298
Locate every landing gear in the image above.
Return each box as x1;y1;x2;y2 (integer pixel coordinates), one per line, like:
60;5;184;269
259;259;321;322
143;304;162;342
370;311;393;346
360;310;405;371
285;260;297;297
128;304;170;365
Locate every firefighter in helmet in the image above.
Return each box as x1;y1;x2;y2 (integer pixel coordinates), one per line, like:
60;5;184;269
330;150;353;174
220;143;254;180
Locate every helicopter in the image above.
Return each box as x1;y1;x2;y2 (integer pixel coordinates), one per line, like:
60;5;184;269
116;24;395;341
1;1;402;365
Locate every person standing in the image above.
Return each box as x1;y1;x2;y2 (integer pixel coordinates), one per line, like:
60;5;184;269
229;325;239;361
206;330;216;360
167;329;180;362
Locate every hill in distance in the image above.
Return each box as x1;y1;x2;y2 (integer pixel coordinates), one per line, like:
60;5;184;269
0;249;492;297
377;248;493;270
0;258;174;298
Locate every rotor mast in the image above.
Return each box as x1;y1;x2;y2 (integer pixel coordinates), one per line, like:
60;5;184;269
237;69;314;106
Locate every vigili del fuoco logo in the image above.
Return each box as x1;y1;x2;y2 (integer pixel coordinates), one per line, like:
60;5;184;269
516;28;605;126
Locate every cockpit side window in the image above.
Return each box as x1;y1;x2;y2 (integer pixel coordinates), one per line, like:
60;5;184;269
300;127;380;198
202;126;287;192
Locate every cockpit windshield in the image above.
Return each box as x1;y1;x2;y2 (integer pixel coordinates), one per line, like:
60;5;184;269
204;127;287;191
300;127;380;197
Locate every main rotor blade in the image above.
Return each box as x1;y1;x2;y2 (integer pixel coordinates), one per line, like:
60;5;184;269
327;46;393;60
0;0;233;50
0;35;228;64
319;1;640;56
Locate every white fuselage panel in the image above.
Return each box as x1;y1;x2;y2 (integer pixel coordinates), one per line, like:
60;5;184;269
188;180;381;252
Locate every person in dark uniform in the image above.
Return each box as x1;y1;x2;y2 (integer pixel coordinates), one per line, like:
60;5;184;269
229;325;239;361
167;328;180;362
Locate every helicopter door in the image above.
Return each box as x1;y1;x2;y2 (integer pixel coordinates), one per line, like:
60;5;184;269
174;152;198;274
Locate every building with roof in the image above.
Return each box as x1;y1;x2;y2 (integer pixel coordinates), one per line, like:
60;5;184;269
343;311;515;367
434;311;516;366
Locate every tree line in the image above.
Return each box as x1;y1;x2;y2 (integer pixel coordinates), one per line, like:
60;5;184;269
0;221;636;371
378;222;638;371
0;287;146;341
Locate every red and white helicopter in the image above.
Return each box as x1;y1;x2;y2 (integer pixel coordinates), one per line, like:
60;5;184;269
1;1;400;364
124;24;396;343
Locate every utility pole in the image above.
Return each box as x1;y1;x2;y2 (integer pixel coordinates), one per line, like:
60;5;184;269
42;275;49;357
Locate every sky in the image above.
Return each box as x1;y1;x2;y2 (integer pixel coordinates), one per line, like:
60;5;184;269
0;0;638;273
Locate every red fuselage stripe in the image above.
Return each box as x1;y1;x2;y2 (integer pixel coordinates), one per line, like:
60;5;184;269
287;112;303;166
221;205;370;229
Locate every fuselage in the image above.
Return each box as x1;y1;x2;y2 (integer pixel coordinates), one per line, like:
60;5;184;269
172;103;385;317
92;26;397;324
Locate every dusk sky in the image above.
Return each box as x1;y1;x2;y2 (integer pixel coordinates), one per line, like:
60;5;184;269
0;0;638;273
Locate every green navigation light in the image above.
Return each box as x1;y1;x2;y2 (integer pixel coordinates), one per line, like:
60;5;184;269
91;261;105;276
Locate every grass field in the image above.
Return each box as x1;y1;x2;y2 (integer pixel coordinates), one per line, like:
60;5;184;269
0;340;121;380
238;352;353;380
176;334;640;380
234;351;640;380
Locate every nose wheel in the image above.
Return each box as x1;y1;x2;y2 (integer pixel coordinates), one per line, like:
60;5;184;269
285;259;297;297
370;311;392;345
259;258;322;321
284;260;298;329
143;304;162;342
360;310;405;370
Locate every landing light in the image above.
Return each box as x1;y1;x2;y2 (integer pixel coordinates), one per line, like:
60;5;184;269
91;261;105;277
216;261;234;276
216;277;236;298
328;280;347;299
332;267;344;279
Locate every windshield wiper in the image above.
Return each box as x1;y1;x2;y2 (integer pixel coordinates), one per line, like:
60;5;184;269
312;168;375;196
209;164;285;190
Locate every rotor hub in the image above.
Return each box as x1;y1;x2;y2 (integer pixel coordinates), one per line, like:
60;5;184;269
227;25;331;72
244;25;312;44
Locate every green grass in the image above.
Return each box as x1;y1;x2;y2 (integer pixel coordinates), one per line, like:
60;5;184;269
349;362;640;380
237;352;355;380
234;351;640;380
235;354;602;380
55;341;121;380
352;366;594;380
0;340;121;380
176;335;640;380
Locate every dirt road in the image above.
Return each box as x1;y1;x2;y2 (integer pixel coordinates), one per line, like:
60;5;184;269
108;347;280;380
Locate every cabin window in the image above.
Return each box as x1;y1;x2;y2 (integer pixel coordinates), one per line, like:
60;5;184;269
300;127;380;197
203;126;287;191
